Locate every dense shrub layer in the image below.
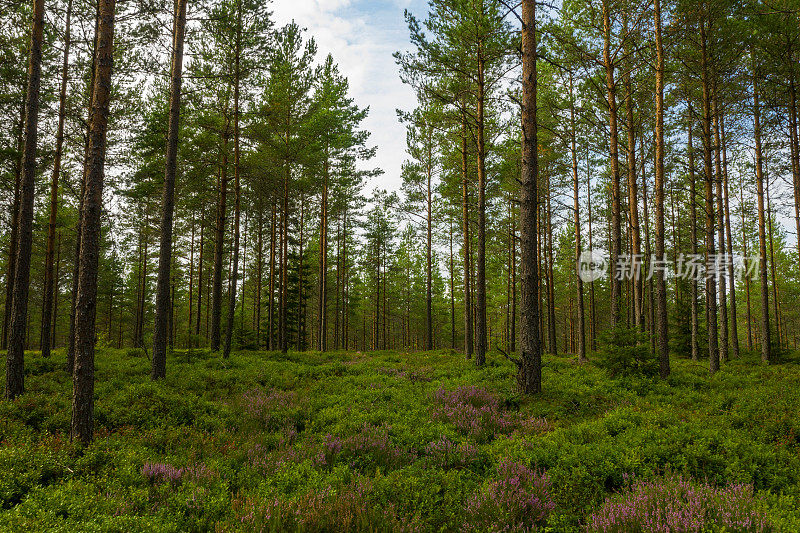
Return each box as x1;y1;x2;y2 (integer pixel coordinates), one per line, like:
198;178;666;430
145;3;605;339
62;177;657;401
1;348;799;530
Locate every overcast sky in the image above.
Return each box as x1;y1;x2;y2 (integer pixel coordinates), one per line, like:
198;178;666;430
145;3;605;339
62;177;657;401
269;0;429;193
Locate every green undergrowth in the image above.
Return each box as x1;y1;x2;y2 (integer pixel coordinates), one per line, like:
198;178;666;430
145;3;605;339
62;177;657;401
1;347;799;531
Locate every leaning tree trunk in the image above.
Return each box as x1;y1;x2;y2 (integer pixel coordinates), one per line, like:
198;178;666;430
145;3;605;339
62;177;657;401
71;0;115;444
42;0;73;359
6;0;46;399
152;0;187;378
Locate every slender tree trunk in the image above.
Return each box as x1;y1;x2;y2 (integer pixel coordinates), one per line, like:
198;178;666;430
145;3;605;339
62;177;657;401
211;115;229;352
687;105;700;361
71;0;115;444
255;208;263;348
789;75;800;274
42;0;73;359
3;102;25;352
152;0;187;377
475;45;488;365
195;212;205;345
546;172;556;356
6;0;46;398
623;13;643;331
449;218;456;350
461;119;473;358
426;127;433;351
701;20;719;373
603;0;623;326
752;54;771;364
767;185;782;349
268;200;276;350
52;231;61;348
654;0;669;377
223;9;242;360
587;149;597;352
713;95;729;364
317;149;329;351
570;75;586;362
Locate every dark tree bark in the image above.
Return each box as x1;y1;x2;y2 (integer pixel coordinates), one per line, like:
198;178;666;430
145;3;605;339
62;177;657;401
713;96;728;363
700;19;719;373
475;46;488;366
623;12;643;332
517;0;541;394
461;119;473;358
223;6;242;360
211;117;230;352
569;74;586;362
42;0;73;359
602;0;623;326
195;212;205;345
152;0;188;378
6;0;46;399
317;153;329;351
2;102;24;352
654;0;669;378
687;105;700;361
752;54;771;364
71;0;115;444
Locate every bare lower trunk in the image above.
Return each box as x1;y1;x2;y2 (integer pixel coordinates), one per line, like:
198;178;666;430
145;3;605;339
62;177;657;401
42;0;73;359
71;0;115;444
752;55;771;364
518;0;541;393
152;0;187;377
6;0;46;399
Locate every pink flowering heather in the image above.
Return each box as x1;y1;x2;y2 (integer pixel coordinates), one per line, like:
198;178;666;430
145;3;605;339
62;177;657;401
433;386;517;442
241;388;303;431
463;459;555;532
315;424;417;470
424;435;478;469
142;461;214;485
588;476;774;532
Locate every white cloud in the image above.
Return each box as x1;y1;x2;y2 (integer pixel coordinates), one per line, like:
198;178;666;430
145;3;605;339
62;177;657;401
269;0;422;192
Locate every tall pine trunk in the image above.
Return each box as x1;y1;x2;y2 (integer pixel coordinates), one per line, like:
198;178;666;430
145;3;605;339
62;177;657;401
6;0;46;398
603;0;623;326
752;54;771;364
518;0;541;393
152;0;188;377
223;7;242;360
71;0;115;443
42;0;73;359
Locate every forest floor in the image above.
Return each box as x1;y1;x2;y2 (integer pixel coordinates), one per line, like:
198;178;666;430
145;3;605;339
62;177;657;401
1;347;800;531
